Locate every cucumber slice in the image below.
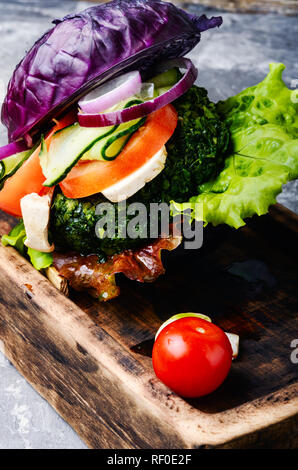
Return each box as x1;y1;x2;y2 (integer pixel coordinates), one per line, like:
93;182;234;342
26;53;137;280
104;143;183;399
156;86;172;96
82;98;144;161
82;116;145;161
102;117;146;161
0;146;37;189
40;99;146;186
150;68;181;89
40;123;117;187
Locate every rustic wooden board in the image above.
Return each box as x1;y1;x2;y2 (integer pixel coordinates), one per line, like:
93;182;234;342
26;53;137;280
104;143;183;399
0;204;297;449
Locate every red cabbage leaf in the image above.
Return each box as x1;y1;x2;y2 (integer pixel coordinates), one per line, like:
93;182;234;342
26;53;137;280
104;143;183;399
1;0;222;142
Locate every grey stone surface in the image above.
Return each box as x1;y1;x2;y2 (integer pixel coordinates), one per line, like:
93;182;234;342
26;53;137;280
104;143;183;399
0;0;297;449
0;341;85;449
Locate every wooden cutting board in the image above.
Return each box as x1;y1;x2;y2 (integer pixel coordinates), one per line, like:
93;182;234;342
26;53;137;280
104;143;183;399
0;204;297;449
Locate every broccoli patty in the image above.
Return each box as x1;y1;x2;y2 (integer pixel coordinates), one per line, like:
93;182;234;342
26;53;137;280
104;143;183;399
51;192;145;260
50;86;229;258
138;86;230;203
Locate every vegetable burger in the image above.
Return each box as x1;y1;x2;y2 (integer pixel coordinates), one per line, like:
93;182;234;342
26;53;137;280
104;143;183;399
0;0;297;300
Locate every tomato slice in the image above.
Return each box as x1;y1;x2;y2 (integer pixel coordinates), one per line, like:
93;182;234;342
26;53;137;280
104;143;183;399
0;111;76;217
59;104;178;199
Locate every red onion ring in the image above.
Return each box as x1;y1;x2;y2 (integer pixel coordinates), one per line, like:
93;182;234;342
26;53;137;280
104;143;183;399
78;58;198;128
0;140;28;161
78;71;142;114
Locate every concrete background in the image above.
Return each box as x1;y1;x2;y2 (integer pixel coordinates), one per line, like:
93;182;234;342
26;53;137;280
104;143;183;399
0;0;297;449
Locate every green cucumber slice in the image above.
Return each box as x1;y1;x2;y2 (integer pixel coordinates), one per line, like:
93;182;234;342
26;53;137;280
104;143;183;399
156;86;172;96
101;117;146;161
40;123;117;187
82;99;145;161
150;68;181;89
83;116;146;161
40;99;145;186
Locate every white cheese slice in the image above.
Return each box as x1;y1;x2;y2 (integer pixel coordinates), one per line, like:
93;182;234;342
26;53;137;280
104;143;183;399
20;190;54;253
102;146;167;202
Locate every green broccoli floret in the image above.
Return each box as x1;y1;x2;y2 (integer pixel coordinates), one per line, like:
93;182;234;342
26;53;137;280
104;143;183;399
138;86;230;203
51;86;229;257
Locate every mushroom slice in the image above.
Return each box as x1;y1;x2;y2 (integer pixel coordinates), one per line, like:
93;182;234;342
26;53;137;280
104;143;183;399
225;332;239;360
21;189;54;253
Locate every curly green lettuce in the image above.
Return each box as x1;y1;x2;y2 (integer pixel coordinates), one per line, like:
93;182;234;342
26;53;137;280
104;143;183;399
174;63;298;228
2;221;53;270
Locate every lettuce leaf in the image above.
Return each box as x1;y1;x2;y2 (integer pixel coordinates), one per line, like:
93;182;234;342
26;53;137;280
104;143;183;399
2;220;53;270
27;247;53;271
2;221;27;255
174;63;298;228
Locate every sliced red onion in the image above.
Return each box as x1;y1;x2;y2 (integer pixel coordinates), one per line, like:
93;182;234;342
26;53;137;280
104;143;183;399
78;71;142;114
0;140;28;161
78;58;198;127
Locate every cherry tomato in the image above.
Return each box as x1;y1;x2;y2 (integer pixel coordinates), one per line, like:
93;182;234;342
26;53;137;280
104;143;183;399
152;317;232;398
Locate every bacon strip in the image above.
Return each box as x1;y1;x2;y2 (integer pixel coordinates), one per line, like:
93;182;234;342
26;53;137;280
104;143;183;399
53;235;181;301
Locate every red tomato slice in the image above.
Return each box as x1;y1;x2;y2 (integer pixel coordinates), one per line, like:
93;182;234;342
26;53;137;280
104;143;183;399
0;111;76;217
60;104;178;199
152;317;232;398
